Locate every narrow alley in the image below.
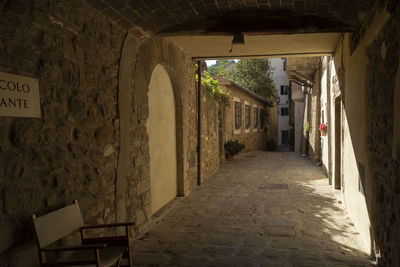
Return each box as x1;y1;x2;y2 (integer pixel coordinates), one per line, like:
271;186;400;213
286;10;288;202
134;152;372;266
2;1;400;266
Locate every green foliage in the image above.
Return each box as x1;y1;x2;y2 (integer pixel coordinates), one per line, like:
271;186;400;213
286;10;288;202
224;140;245;155
196;64;230;106
207;60;235;78
305;121;311;132
230;59;277;98
207;59;277;98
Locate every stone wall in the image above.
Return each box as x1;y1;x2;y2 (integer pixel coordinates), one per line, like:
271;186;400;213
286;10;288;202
199;79;275;178
222;82;268;153
127;36;198;233
267;102;278;147
201;93;220;181
308;68;322;164
0;0;125;265
0;1;201;265
325;2;400;262
365;4;400;265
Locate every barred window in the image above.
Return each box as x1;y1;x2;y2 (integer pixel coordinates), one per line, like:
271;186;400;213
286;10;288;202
281;107;289;116
234;101;242;129
281;85;289;95
254;107;258;128
245;104;251;129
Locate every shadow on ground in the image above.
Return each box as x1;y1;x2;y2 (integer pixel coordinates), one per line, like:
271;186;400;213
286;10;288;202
133;152;374;267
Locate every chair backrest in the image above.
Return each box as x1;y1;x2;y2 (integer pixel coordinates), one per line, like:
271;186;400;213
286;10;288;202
32;200;84;248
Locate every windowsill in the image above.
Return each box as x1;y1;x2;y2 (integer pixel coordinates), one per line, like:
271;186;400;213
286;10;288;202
245;128;250;133
234;129;241;135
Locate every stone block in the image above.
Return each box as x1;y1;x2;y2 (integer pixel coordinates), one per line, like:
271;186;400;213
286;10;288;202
4;152;25;179
0;125;11;151
136;208;146;226
103;143;117;157
137;179;150;195
134;153;147;166
141;191;151;206
139;165;150;179
2;181;41;216
46;192;58;207
5;240;38;267
0;215;23;253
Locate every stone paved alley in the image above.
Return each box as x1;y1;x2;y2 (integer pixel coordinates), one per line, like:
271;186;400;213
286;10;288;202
133;152;373;266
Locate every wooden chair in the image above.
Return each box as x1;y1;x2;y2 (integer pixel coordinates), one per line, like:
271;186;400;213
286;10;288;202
32;200;134;267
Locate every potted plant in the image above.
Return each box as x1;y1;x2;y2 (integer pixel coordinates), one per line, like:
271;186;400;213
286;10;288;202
224;140;245;160
319;123;328;136
266;139;276;151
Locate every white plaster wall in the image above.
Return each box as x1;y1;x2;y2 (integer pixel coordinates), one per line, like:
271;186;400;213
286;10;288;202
320;61;329;172
278;105;290;145
291;82;305;154
330;9;390;253
294;101;305;154
338;35;372;253
342;110;370;254
329;60;341;190
147;64;177;214
271;58;290;145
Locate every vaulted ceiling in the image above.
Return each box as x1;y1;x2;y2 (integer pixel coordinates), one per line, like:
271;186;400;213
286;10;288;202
84;0;377;58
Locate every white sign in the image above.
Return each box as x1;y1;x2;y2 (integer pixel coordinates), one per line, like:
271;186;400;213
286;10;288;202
0;72;41;118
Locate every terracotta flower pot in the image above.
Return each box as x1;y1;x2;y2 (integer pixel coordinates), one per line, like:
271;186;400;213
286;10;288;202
226;153;234;161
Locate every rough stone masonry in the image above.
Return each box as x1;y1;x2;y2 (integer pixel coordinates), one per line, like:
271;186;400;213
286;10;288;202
0;0;124;265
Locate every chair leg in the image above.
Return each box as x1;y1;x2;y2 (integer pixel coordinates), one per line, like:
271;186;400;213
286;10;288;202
125;226;133;267
128;244;133;267
116;253;122;267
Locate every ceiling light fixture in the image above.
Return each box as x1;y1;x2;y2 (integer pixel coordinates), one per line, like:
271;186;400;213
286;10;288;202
229;33;245;53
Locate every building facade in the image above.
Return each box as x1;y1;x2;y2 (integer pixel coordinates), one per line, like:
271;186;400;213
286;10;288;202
290;81;306;154
219;80;277;153
270;58;291;151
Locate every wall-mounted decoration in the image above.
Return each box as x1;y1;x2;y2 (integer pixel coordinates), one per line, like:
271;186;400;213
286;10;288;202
0;72;40;118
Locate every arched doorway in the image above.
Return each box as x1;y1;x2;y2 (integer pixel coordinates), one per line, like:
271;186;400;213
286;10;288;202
146;64;177;214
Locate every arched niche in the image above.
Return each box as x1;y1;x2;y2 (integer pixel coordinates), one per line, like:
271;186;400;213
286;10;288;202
146;64;177;214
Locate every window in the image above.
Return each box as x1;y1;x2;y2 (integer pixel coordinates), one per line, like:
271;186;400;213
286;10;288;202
280;85;289;95
282;130;289;144
245;104;251;129
283;58;287;71
234;101;242;129
254;107;258;128
281;107;289;116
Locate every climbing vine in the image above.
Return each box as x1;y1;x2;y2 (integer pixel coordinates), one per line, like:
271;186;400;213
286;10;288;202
196;64;230;106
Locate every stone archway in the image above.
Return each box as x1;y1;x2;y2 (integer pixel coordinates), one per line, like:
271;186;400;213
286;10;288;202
146;64;177;214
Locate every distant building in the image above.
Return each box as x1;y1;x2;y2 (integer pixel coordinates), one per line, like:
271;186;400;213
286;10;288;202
270;58;291;151
219;80;277;153
224;62;237;71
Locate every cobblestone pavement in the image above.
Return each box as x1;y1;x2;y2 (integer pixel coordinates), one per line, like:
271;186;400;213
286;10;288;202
133;152;374;266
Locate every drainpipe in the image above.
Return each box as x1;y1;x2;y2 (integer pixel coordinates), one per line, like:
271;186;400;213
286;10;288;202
197;61;202;186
